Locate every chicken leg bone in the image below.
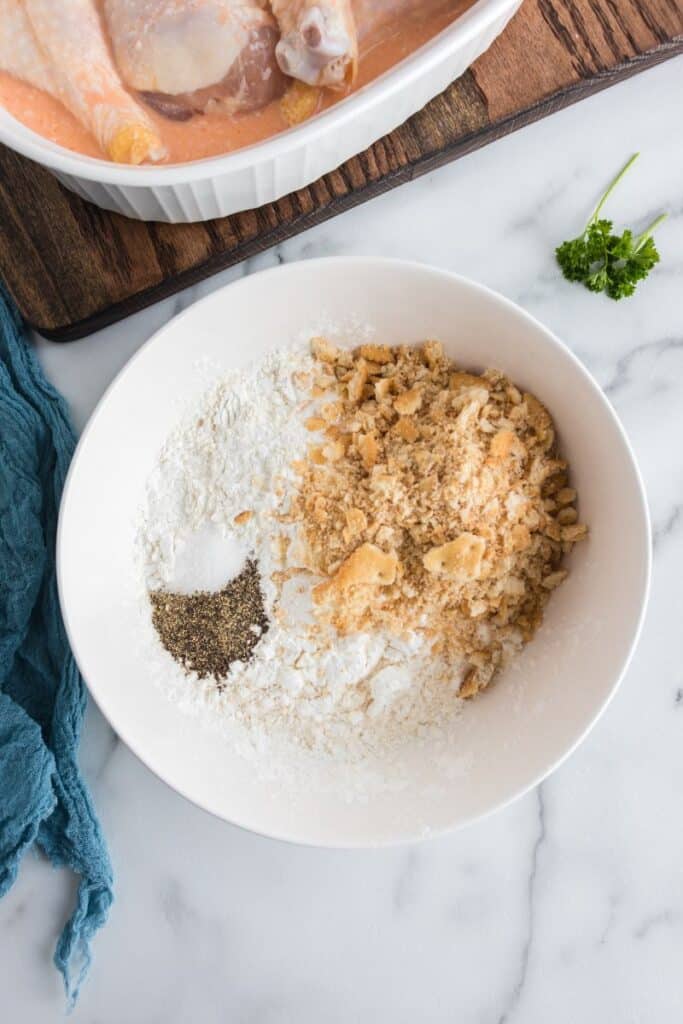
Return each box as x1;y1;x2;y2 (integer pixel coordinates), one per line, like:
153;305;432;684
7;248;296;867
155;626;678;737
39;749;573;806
271;0;358;89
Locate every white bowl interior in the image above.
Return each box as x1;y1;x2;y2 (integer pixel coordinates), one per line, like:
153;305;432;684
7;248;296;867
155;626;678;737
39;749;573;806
58;260;650;845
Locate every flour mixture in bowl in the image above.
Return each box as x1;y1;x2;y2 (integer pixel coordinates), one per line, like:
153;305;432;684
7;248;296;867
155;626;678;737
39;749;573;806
139;336;587;779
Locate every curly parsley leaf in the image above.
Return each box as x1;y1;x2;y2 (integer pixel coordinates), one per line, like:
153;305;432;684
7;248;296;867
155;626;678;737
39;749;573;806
555;154;667;301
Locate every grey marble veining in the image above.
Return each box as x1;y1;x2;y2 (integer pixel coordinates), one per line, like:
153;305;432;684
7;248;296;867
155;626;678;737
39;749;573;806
3;54;682;1023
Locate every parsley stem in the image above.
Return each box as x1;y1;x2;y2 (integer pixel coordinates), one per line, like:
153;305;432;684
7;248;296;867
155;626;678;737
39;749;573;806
588;152;640;227
634;213;668;252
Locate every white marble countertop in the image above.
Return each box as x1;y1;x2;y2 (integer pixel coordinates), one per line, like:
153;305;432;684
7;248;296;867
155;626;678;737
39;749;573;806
3;54;683;1022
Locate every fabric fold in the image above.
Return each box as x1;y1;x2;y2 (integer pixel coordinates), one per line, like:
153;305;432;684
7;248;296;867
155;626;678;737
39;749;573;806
0;290;113;1008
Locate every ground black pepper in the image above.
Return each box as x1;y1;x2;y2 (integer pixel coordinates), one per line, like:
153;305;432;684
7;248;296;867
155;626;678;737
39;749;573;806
150;559;269;680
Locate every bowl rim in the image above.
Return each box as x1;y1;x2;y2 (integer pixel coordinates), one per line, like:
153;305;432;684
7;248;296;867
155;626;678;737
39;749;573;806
0;0;519;186
57;257;652;847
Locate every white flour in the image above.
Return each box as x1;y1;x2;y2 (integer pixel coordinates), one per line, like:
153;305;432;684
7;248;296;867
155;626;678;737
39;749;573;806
138;343;466;793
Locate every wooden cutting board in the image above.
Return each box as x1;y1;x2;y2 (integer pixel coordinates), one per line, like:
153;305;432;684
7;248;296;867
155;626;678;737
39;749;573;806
1;0;681;341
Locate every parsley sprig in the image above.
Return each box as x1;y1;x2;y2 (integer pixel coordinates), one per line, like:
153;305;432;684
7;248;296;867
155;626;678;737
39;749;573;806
556;154;667;300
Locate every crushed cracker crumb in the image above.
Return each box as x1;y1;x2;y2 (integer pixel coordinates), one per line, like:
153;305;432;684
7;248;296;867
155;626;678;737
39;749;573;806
289;338;588;698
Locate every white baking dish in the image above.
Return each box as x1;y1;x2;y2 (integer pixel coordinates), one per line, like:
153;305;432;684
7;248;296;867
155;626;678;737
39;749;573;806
0;0;520;223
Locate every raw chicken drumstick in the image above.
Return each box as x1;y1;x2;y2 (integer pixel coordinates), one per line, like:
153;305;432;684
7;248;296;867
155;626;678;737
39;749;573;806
271;0;358;89
0;0;54;96
103;0;287;119
0;0;166;163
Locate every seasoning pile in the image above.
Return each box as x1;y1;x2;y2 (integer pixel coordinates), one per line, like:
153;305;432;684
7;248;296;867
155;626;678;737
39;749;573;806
140;337;587;778
150;560;268;680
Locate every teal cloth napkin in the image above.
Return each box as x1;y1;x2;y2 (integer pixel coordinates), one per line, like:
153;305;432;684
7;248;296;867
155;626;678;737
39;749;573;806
0;292;113;1007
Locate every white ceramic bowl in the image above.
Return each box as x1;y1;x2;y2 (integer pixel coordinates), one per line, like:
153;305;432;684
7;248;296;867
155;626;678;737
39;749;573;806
58;259;650;846
0;0;520;222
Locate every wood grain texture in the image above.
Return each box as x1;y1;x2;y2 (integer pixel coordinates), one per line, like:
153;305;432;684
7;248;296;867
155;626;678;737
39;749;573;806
0;0;681;341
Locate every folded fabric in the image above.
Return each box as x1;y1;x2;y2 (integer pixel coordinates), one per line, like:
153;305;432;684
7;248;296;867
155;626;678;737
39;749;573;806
0;290;113;1008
